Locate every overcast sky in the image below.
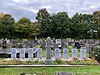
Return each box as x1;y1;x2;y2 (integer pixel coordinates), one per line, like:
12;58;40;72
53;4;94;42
0;0;100;21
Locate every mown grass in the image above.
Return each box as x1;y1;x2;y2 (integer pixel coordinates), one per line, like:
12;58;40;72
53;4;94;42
0;66;100;75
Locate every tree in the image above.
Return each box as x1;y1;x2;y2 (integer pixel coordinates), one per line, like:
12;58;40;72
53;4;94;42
49;12;70;38
92;11;100;39
29;22;41;37
0;14;15;38
71;13;93;39
14;17;31;38
36;8;50;37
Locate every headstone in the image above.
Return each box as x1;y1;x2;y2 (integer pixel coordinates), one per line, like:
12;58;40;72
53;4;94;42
46;37;52;59
2;38;7;49
72;48;78;59
45;37;53;64
80;47;86;59
56;72;72;75
11;48;16;59
54;48;61;59
20;48;25;59
37;48;42;59
56;39;61;47
11;39;17;48
63;48;68;59
28;48;33;59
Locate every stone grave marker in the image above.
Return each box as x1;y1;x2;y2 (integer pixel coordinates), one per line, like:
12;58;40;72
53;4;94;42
63;48;68;59
28;48;33;59
37;48;42;59
54;48;61;59
80;47;86;59
11;48;16;59
20;48;25;59
45;37;53;64
72;48;78;59
56;72;72;75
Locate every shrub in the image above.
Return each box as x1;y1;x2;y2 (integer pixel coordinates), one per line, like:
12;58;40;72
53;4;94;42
92;45;100;62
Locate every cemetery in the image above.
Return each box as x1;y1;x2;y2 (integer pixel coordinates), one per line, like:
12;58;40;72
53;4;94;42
0;0;100;74
0;37;99;65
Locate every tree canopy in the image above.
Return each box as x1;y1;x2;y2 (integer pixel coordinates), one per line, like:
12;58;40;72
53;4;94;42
0;9;100;39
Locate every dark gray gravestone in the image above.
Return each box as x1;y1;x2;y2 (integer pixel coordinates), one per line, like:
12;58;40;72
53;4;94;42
56;72;72;75
80;47;86;59
37;48;42;59
45;37;53;64
11;39;17;48
54;48;61;59
63;48;68;59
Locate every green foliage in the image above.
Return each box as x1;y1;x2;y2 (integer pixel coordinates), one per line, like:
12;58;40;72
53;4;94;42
0;14;15;38
0;10;100;39
66;58;99;65
92;45;100;62
14;17;31;38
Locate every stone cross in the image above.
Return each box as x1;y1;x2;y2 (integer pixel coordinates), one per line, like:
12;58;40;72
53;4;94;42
46;37;52;59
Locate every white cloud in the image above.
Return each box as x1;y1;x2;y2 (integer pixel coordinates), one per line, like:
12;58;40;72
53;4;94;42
13;0;29;3
0;0;100;21
41;5;52;9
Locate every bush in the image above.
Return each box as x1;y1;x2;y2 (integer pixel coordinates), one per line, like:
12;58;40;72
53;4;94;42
92;45;100;62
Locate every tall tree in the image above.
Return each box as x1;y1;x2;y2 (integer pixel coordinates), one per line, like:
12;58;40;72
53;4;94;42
36;8;50;37
92;11;100;39
0;14;15;38
29;22;41;37
71;13;93;39
14;17;31;38
50;12;70;38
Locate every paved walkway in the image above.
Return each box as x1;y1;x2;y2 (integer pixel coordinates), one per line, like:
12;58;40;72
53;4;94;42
0;64;86;67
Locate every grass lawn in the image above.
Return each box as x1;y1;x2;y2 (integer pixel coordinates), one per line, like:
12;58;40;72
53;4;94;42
0;66;100;75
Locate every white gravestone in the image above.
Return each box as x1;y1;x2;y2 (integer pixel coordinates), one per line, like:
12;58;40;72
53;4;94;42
28;48;33;59
11;48;16;59
20;48;25;59
80;47;86;59
37;48;42;59
63;48;69;59
72;48;78;58
54;48;61;59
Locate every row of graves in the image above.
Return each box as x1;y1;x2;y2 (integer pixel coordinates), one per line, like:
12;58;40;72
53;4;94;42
0;37;99;59
2;37;87;62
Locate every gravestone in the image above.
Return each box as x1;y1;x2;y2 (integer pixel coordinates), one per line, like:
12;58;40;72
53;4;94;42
2;38;7;49
63;48;68;59
11;39;17;48
33;47;37;58
56;39;61;48
20;48;25;59
56;72;72;75
80;47;86;59
54;48;61;59
28;48;33;59
72;48;78;59
45;37;53;64
11;48;16;59
37;48;42;59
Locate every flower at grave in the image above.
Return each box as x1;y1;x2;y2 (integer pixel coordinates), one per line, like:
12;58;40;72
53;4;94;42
72;58;79;60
